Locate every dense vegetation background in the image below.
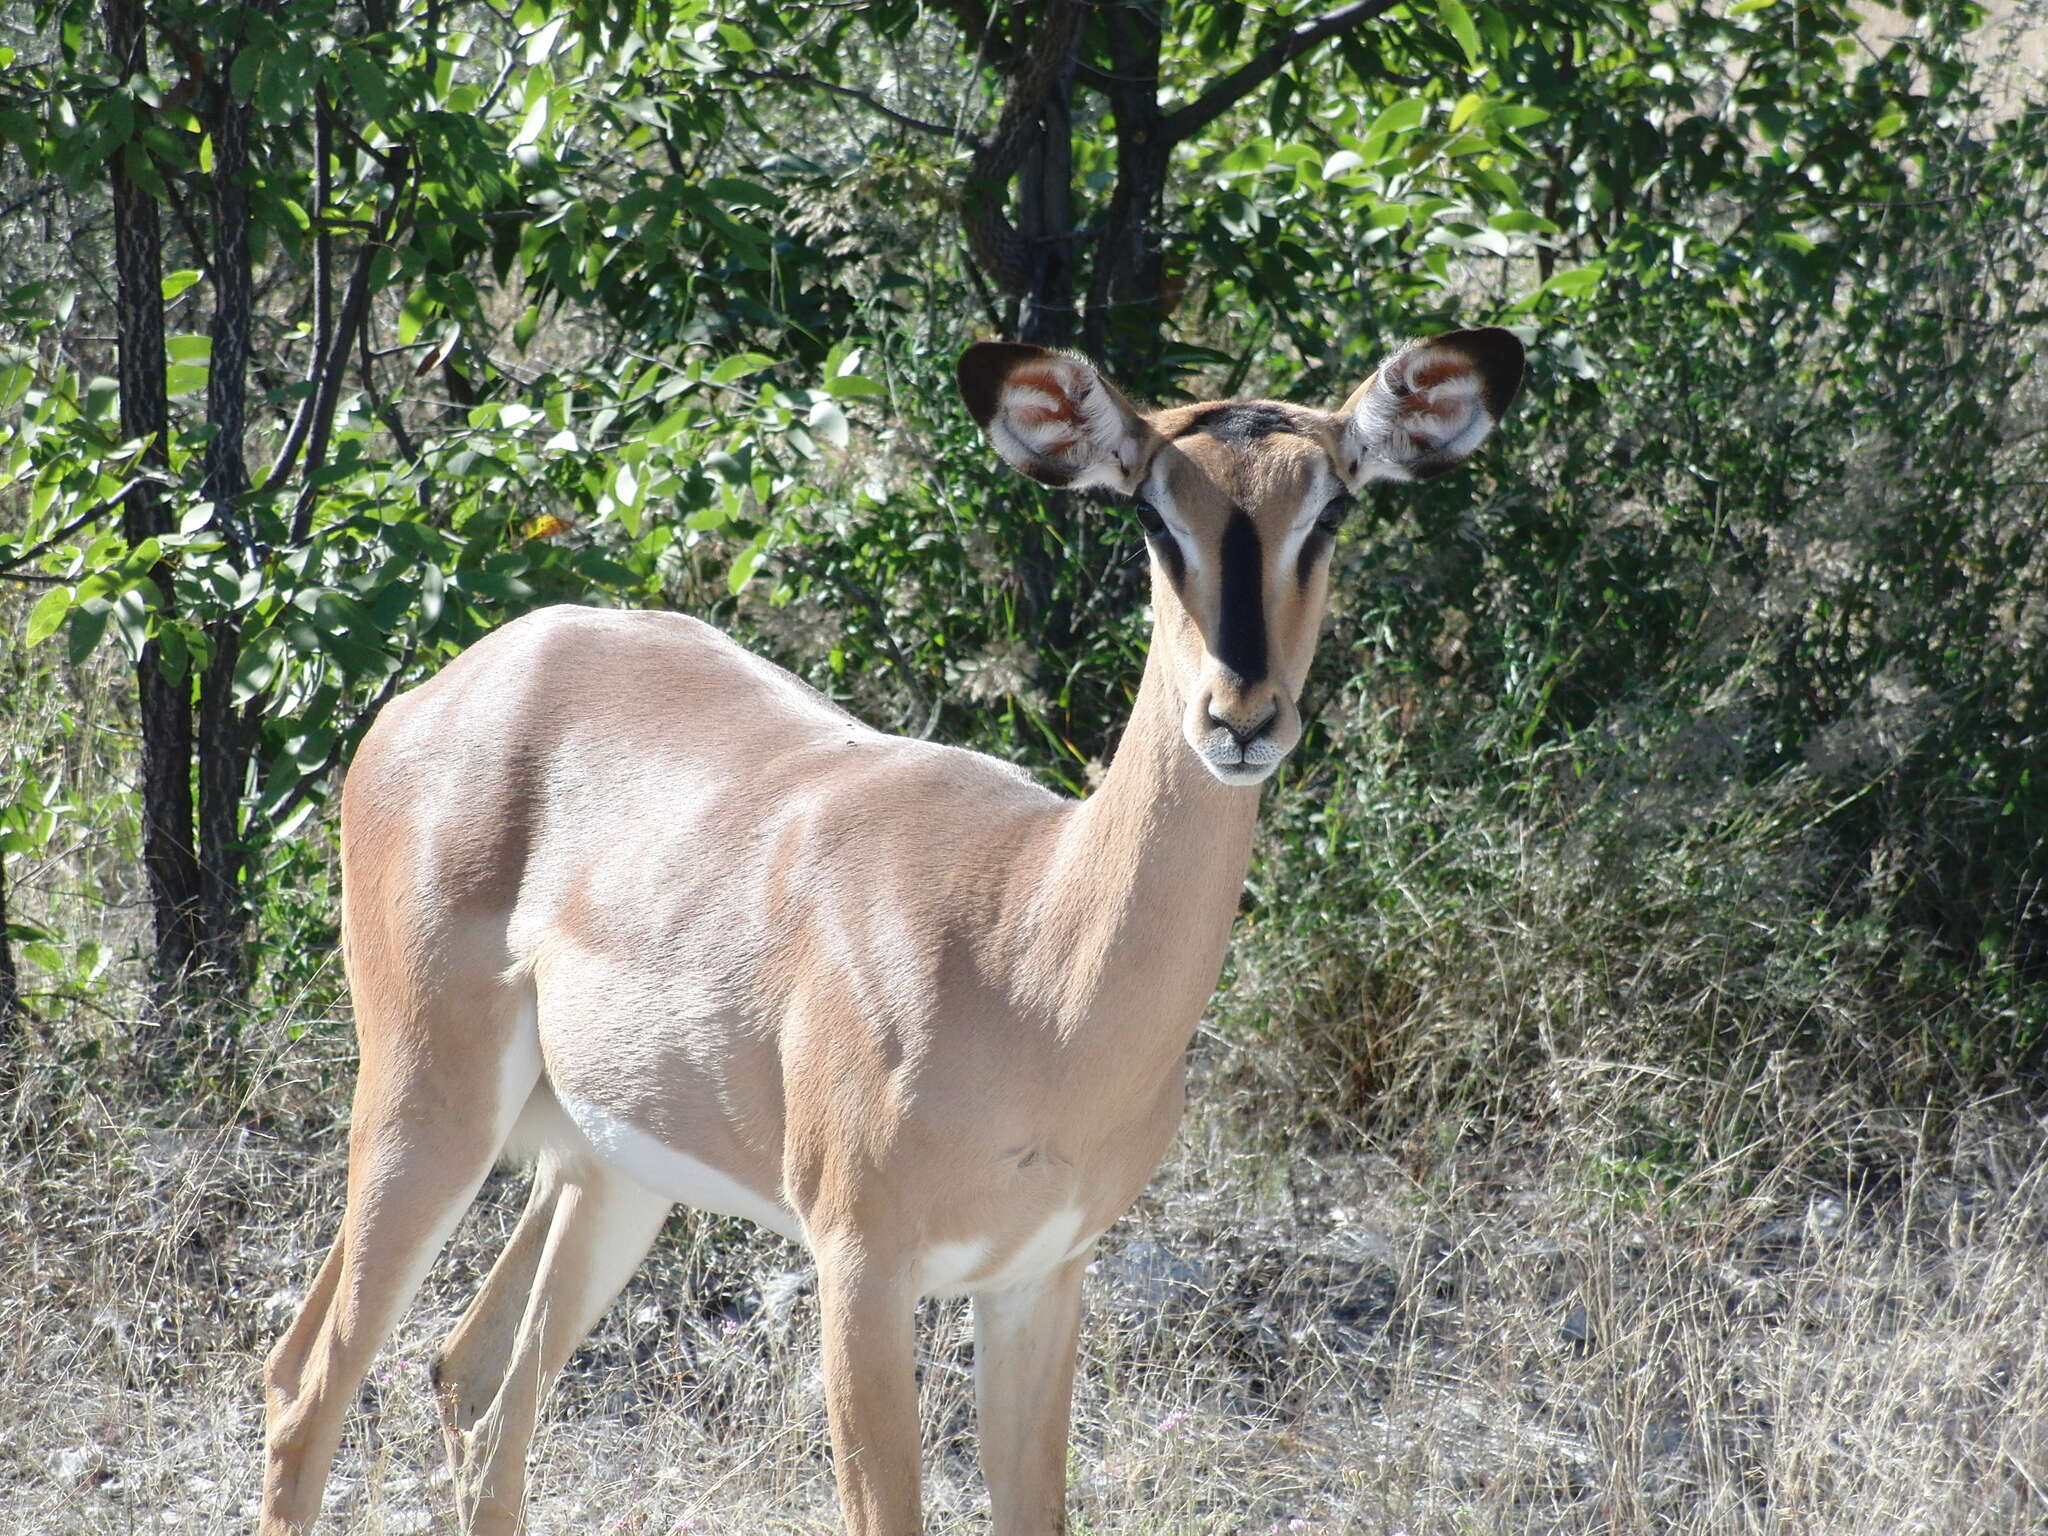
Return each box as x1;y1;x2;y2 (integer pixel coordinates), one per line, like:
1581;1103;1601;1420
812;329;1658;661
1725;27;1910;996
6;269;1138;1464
2;1;2047;1531
4;0;2043;1161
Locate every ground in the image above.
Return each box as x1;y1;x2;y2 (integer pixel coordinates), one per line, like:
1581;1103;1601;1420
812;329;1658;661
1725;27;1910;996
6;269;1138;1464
7;1029;2045;1536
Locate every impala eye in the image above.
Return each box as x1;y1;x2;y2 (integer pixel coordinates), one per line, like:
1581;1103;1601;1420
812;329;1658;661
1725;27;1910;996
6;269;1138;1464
1133;500;1167;535
1315;492;1355;532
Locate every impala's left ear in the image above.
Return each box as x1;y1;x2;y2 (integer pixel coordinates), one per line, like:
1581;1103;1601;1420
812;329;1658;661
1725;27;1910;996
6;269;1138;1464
1332;327;1525;488
957;341;1154;493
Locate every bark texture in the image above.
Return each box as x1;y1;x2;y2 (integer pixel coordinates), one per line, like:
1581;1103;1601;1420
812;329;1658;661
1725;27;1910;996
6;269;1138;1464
105;0;203;987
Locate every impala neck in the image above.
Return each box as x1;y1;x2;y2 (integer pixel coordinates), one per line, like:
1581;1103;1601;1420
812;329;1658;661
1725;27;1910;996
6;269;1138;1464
1020;622;1262;1054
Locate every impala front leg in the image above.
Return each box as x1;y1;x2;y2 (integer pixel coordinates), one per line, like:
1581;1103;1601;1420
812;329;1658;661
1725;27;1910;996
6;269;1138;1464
815;1236;922;1536
974;1256;1088;1536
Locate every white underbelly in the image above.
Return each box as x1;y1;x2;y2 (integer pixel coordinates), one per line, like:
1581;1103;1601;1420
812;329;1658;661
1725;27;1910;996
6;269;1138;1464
550;1093;1099;1294
556;1092;806;1244
919;1204;1097;1297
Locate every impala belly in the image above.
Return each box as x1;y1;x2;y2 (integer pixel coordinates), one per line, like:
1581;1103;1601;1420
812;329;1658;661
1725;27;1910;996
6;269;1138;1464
555;1091;806;1242
920;1204;1095;1296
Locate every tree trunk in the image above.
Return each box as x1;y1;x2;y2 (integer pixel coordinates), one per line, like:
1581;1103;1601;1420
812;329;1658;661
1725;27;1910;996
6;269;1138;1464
960;0;1083;333
104;0;203;988
1084;1;1171;389
196;31;260;988
1013;37;1079;347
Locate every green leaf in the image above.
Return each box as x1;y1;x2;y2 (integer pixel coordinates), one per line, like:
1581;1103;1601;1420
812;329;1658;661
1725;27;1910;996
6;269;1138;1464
229;46;260;100
647;406;700;446
523;14;567;64
26;586;70;645
1365;98;1427;140
704;177;776;206
727;540;765;594
161;269;202;301
66;600;108;665
1438;0;1482;66
825;372;887;400
1543;261;1607;300
511;91;550;151
709;352;777;385
155;618;188;681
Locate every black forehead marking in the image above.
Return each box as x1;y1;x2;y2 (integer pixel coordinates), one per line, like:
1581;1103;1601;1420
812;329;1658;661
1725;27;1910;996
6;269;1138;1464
1173;403;1301;446
1216;508;1268;686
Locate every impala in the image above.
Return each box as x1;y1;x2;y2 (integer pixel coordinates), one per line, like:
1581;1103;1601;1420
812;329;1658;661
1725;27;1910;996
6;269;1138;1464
260;326;1524;1535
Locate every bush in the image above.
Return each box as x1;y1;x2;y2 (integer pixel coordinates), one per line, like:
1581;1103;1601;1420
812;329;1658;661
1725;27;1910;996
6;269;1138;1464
1220;10;2048;1165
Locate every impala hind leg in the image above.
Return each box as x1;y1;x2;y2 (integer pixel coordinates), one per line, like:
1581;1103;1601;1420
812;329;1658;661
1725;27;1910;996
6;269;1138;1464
431;1161;564;1476
975;1257;1088;1536
434;1159;671;1534
815;1237;923;1536
260;1030;539;1535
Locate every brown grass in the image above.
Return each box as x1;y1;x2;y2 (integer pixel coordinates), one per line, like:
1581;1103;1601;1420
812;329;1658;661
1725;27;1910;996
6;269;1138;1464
5;997;2045;1536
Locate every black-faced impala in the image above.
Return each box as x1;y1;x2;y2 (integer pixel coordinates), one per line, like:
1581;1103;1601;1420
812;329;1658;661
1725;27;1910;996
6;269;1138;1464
260;326;1524;1534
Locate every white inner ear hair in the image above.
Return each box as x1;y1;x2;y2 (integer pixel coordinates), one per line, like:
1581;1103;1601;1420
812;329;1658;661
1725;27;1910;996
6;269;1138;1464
993;360;1138;491
1342;344;1493;486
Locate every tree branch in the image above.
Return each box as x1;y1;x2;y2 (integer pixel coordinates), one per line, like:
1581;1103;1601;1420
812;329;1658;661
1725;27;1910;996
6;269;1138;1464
260;88;334;508
0;476;170;576
730;68;981;147
924;0;1013;68
269;140;413;537
359;308;421;467
1163;0;1402;143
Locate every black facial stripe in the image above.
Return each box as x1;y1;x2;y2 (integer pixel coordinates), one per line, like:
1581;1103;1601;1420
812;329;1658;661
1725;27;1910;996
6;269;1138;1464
1173;403;1301;446
1297;526;1333;589
1150;528;1187;590
1216;508;1268;685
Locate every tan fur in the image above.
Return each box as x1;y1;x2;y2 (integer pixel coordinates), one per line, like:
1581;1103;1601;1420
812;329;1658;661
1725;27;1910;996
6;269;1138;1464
259;332;1520;1535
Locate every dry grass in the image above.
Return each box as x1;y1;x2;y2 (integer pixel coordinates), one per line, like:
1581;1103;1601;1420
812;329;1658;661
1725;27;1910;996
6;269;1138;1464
5;999;2046;1536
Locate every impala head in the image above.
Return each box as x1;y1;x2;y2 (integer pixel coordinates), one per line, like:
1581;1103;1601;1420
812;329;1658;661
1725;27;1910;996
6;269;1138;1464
958;328;1525;785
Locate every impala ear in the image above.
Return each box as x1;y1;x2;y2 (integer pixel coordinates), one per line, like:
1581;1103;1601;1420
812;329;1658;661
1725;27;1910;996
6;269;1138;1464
957;342;1153;493
1333;326;1525;488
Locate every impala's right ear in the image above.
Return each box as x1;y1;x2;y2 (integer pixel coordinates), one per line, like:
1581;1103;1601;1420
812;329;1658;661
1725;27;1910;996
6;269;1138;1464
1333;327;1525;488
957;342;1153;493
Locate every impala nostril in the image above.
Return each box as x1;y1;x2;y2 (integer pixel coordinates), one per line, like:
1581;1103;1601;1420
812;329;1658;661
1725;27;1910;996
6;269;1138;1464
1208;704;1277;747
